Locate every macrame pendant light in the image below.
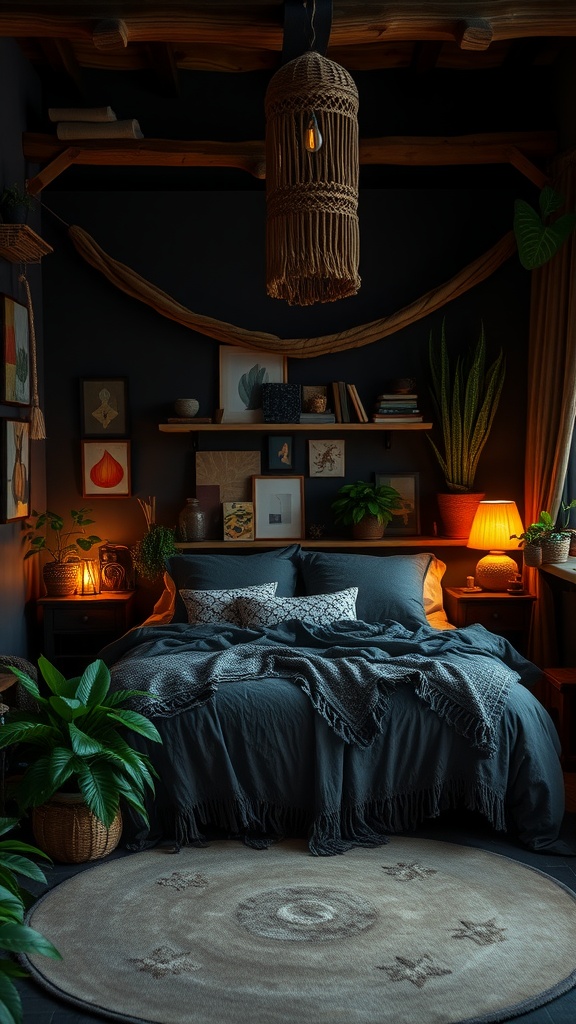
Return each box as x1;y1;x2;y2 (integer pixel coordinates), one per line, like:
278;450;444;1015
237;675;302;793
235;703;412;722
265;50;360;306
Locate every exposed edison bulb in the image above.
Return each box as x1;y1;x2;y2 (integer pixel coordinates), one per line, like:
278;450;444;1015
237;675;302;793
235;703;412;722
304;112;323;153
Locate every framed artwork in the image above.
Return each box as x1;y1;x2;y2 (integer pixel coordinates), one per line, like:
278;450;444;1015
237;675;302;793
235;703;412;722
376;472;420;535
268;435;294;471
308;439;345;478
219;346;287;423
81;441;131;498
1;419;30;522
80;378;128;437
223;501;254;541
253;475;304;540
1;294;30;406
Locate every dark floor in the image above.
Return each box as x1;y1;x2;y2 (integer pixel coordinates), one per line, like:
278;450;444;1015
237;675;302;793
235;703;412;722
16;810;576;1024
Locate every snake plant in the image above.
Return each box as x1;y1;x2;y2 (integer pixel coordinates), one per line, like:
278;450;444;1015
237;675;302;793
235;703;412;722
428;320;506;493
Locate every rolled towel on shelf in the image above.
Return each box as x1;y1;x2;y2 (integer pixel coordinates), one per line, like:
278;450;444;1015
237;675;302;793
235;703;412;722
49;106;117;122
56;119;144;140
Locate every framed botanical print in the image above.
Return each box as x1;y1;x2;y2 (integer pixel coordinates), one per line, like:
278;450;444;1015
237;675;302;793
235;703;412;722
1;294;30;406
81;440;131;498
80;378;129;437
219;346;287;423
375;472;420;535
308;439;345;477
1;419;30;522
253;475;304;540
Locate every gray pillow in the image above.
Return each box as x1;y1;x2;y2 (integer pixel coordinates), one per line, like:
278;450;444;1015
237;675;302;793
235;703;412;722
298;550;433;630
179;582;278;626
236;588;358;629
166;545;300;622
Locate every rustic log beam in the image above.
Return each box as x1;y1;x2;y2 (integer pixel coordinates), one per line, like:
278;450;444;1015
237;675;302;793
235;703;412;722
22;131;557;192
92;18;129;51
455;18;493;51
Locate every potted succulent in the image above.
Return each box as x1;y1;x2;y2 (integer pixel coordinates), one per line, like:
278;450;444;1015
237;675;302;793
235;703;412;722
332;480;402;540
0;656;162;864
23;508;102;596
0;816;61;1023
427;319;506;538
511;500;576;566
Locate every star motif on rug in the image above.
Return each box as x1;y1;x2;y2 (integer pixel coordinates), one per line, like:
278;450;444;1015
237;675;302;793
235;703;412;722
376;954;452;988
452;918;507;946
380;861;437;881
130;945;201;979
157;871;209;891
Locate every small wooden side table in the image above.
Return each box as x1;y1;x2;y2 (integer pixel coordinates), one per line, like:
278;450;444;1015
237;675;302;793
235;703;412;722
541;668;576;769
443;588;535;655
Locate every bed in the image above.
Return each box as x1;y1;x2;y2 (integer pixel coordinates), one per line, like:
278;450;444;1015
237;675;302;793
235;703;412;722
99;546;570;857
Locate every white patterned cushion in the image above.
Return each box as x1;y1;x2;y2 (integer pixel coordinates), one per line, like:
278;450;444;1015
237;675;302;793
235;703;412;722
179;582;278;625
235;588;358;628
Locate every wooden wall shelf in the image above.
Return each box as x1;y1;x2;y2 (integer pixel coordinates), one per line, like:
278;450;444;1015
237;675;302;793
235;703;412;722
175;538;461;550
0;224;53;263
160;422;432;433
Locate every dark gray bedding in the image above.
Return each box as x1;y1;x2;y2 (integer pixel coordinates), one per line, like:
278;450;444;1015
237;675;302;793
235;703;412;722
100;618;569;856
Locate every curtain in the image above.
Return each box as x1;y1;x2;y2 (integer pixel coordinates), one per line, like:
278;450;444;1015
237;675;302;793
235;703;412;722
524;147;576;666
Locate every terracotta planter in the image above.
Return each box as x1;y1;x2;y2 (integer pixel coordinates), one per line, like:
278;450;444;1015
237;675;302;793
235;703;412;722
42;560;79;596
31;793;122;864
352;515;385;540
436;493;485;540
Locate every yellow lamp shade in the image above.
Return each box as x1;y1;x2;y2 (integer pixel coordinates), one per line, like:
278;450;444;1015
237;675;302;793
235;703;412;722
467;500;525;591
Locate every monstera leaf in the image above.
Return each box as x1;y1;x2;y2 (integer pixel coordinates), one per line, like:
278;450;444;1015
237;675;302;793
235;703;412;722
514;186;576;269
238;363;269;409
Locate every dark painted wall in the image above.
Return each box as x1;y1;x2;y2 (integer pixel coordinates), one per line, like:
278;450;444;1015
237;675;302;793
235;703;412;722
0;39;44;657
39;185;530;619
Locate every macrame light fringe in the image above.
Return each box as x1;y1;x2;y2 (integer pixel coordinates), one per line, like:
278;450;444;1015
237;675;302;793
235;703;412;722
265;51;360;306
18;272;46;439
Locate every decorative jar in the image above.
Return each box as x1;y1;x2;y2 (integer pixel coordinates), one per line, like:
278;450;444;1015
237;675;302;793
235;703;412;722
178;498;205;541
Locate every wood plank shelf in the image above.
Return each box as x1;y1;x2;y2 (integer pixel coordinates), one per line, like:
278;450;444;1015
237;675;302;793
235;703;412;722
176;537;462;550
160;422;432;433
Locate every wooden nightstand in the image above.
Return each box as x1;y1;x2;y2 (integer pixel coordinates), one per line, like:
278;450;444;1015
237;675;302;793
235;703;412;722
443;588;536;655
541;668;576;769
37;593;135;676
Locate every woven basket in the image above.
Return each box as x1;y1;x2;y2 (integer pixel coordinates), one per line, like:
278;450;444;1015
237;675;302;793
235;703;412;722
523;544;543;568
42;560;80;596
31;794;122;864
540;535;571;564
352;515;385;540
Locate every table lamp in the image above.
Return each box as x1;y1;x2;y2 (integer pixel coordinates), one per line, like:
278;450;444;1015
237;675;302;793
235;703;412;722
79;558;100;596
466;500;525;590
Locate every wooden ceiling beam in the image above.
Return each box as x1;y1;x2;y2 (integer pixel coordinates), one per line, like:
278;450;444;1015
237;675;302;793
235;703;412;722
23;130;557;194
92;19;129;51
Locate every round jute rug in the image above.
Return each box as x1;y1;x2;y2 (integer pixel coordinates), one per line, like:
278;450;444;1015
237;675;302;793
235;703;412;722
22;837;576;1024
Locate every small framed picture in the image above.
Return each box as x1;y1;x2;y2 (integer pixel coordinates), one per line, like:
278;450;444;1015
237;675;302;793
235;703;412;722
268;435;294;471
375;472;420;535
219;346;287;423
223;501;254;541
80;378;129;437
308;439;345;478
81;440;131;498
253;475;304;540
1;294;30;406
1;419;30;522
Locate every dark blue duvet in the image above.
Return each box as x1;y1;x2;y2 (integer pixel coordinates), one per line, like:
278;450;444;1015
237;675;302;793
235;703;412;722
100;618;569;856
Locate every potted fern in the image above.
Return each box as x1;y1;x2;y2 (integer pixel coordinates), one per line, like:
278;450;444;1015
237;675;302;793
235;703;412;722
331;480;402;540
0;656;162;864
428;319;506;538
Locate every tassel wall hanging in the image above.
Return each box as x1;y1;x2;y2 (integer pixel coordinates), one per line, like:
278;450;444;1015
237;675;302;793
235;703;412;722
265;50;360;306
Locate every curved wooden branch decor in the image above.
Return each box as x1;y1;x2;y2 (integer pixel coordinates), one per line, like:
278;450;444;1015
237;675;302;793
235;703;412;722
67;224;517;359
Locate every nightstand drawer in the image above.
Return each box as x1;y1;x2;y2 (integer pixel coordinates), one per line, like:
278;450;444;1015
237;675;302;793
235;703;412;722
459;602;527;631
51;606;119;631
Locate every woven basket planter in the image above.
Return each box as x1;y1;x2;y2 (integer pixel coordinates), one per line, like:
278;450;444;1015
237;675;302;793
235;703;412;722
31;794;122;864
523;544;543;568
540;535;571;564
42;560;79;597
352;516;385;540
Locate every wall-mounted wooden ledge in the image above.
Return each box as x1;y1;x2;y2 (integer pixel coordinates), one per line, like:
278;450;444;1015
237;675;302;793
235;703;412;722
23;131;556;194
175;537;463;551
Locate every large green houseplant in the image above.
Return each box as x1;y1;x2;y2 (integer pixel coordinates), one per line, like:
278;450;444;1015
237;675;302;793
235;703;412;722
23;508;102;596
0;657;162;863
0;817;61;1024
332;480;401;540
428;319;506;538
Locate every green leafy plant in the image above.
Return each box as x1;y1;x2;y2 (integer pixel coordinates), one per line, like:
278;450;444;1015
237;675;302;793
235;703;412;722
0;183;35;218
0;657;162;829
332;480;402;527
511;500;576;547
427;319;506;493
514;186;576;270
23;509;101;564
132;523;177;581
0;817;61;1024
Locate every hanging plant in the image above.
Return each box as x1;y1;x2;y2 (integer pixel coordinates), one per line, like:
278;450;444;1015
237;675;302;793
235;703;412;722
513;186;576;269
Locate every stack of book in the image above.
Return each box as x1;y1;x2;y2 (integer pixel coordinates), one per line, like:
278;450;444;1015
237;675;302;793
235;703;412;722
299;411;336;423
371;392;423;423
331;382;369;423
